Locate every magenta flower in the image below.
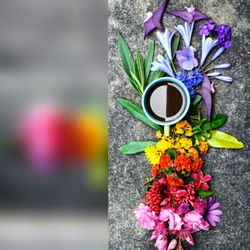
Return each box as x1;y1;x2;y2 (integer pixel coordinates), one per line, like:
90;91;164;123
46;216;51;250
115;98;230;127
159;209;183;231
155;234;168;250
176;47;198;70
150;222;166;241
134;203;158;230
199;20;215;36
144;0;169;38
183;210;210;233
204;197;222;226
169;5;208;24
191;170;211;190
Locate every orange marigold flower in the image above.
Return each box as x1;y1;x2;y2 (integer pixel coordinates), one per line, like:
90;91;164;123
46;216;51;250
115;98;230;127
167;174;184;186
174;154;192;173
151;165;160;178
186;147;199;160
159;153;174;171
175;120;193;136
199;141;209;154
191;156;204;172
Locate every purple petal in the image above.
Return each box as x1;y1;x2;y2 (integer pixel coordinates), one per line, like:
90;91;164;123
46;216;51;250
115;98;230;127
215;76;233;82
209;210;222;215
196;74;212;119
210;215;220;222
193;11;209;21
169;10;193;24
210;202;221;210
211;47;225;61
144;0;169;38
207;216;216;226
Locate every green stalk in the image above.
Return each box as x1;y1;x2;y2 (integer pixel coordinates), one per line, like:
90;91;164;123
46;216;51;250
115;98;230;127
171;60;177;74
164;125;170;136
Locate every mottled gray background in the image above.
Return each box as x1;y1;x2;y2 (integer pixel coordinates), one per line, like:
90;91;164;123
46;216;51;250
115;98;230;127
108;0;250;249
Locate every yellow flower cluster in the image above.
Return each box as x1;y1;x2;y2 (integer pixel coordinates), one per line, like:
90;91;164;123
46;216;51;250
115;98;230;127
175;120;193;136
145;121;196;165
199;141;209;154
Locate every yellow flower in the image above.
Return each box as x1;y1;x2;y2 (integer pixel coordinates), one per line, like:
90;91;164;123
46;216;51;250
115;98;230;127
176;137;193;150
145;145;162;165
199;141;209;154
187;147;199;160
156;130;162;139
156;137;175;152
175;120;193;137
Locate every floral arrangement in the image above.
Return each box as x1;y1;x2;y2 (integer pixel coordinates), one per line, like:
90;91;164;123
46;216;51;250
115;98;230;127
116;1;244;249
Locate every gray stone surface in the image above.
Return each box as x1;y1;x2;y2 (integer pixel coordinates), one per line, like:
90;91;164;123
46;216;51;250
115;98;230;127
109;0;250;249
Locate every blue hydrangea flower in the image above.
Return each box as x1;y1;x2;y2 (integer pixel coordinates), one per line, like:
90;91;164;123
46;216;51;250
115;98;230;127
176;69;203;98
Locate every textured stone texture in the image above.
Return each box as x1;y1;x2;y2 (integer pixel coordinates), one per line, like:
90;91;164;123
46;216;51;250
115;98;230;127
109;0;250;249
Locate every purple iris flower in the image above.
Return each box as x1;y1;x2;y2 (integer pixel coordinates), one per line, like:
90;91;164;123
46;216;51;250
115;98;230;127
169;5;208;24
215;24;231;48
199;20;215;36
144;0;169;38
204;197;222;227
176;47;198;70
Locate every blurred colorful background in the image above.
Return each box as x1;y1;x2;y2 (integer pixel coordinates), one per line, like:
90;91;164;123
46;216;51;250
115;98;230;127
0;0;107;249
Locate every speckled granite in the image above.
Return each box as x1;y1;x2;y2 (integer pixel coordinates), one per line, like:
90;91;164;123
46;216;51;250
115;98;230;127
108;0;250;249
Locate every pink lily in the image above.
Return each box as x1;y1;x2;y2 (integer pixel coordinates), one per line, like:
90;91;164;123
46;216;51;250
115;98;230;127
191;170;211;190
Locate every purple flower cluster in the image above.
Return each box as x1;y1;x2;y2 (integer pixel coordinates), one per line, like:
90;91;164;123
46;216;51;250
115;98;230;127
199;20;215;36
215;24;231;48
176;69;203;98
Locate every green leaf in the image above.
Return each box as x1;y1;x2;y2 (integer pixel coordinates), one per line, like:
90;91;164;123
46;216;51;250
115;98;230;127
136;50;145;90
120;141;156;154
149;70;165;83
144;40;155;81
166;149;177;160
201;114;228;131
188;95;202;116
171;35;180;59
207;130;244;148
117;33;135;78
117;98;163;132
130;70;143;95
197;189;215;198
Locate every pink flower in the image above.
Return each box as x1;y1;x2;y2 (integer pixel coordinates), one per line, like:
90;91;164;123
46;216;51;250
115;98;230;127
183;210;210;233
178;229;194;245
150;222;166;241
176;47;198;70
159;209;183;231
135;203;158;230
167;239;177;250
155;234;168;250
191;170;211;190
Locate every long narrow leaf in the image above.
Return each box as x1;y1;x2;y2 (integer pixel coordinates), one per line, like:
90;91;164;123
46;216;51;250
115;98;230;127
144;40;155;81
117;33;135;78
149;70;165;83
130;71;143;95
121;141;156;154
171;35;180;59
117;98;163;131
136;50;145;90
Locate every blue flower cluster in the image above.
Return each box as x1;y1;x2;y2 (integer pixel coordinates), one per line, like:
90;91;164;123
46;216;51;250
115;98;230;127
176;69;203;98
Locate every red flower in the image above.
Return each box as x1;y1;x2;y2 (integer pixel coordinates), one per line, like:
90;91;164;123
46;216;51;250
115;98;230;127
151;165;160;178
159;153;173;171
191;170;211;190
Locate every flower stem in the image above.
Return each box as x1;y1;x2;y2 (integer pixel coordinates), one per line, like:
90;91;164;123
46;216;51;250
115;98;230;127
164;125;170;136
201;60;213;71
204;67;214;73
171;60;177;74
